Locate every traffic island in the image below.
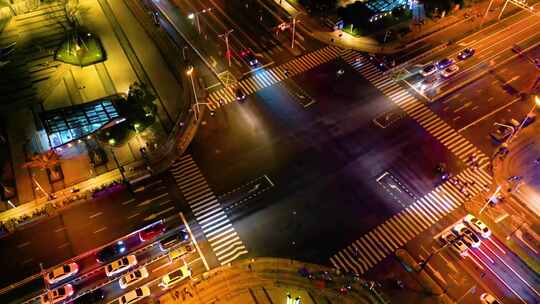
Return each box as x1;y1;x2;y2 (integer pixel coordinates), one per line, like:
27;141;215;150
159;258;382;304
54;32;106;67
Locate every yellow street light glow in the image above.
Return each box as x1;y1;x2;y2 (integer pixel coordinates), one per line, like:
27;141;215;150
109;138;116;145
186;66;194;75
535;95;540;106
188;13;195;19
134;123;141;129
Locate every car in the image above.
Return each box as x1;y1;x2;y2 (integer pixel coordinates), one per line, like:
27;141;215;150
235;88;246;101
105;255;138;277
96;241;127;263
74;288;105;304
139;222;166;242
457;48;475;60
44;263;79;285
439;230;468;257
159;265;191;289
160;230;190;251
480;293;502;304
454;224;481;248
522;114;536;127
464;214;491;238
40;284;74;304
118;286;151;304
420;64;437;77
490;124;513;143
119;266;149;289
436;58;454;70
169;243;194;260
441;65;459;77
240;49;258;67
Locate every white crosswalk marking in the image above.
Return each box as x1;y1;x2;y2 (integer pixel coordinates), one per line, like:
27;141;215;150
341;50;490;167
331;168;492;275
206;46;342;109
171;154;248;265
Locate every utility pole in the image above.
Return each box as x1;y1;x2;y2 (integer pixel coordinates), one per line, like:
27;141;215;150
219;29;234;67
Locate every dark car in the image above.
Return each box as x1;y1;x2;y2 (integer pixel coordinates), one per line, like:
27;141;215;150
240;49;258;67
159;230;189;251
457;48;475;60
74;288;105;304
436;58;454;70
95;241;127;263
139;223;166;242
490;126;512;143
235;88;246;101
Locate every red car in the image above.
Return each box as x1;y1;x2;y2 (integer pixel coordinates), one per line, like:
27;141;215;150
139;223;166;242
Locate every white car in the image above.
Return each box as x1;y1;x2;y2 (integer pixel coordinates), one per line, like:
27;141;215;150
40;284;74;304
454;223;482;248
440;230;468;257
441;65;459;77
105;255;137;277
159;265;191;289
44;263;79;284
119;266;149;289
480;293;502;304
119;286;151;304
464;214;491;238
420;64;437;77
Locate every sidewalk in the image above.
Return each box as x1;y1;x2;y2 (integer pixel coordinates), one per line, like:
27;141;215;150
274;0;528;56
159;258;385;304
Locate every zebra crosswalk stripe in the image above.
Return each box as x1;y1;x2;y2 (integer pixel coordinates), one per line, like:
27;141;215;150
170;154;248;265
330;167;494;274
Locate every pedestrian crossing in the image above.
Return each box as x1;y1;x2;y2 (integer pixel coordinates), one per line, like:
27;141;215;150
330;167;492;275
170;154;248;265
206;45;342;110
340;50;490;167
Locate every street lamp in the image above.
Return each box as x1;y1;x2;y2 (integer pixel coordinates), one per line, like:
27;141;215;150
185;66;209;121
188;8;212;34
507;95;540;144
290;13;303;48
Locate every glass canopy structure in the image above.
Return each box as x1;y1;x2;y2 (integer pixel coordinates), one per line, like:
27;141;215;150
40;95;123;148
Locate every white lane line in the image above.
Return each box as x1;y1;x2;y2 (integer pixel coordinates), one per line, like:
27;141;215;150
127;213;140;219
54;227;66;233
89;211;103;219
93;227;107;234
179;212;209;271
58;243;70;249
121;199;136;206
17;242;31;248
137;193;168;207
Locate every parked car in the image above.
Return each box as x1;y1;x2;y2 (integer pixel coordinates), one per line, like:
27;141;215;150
441;65;459;78
436;58;454;70
139;222;166;242
454;224;481;248
464;214;491;238
160;230;190;251
119;267;149;289
74;288;105;304
420;64;437;77
240;49;258;67
159;265;191;289
480;293;502;304
96;241;127;263
44;263;79;284
105;255;138;277
457;48;475;60
118;286;151;304
40;284;74;304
